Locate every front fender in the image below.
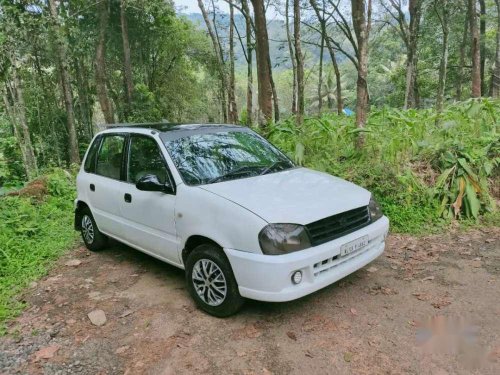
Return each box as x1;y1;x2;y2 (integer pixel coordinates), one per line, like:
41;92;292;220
175;184;267;254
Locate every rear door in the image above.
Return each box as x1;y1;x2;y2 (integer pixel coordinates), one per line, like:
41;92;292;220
86;133;129;237
119;134;180;265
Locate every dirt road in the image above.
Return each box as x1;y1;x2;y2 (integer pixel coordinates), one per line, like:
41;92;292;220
1;227;499;375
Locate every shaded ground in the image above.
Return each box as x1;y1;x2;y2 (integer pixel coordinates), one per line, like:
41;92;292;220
1;227;499;375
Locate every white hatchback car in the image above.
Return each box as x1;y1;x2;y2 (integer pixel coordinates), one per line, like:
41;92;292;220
75;123;389;316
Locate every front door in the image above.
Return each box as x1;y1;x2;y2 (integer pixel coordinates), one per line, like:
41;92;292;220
119;134;180;265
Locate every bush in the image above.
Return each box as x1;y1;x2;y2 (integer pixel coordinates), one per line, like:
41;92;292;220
0;169;77;332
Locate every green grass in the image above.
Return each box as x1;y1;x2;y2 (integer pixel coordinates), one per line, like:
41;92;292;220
0;170;77;333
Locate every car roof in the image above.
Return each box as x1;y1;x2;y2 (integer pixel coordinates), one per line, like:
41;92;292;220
99;123;252;141
105;122;240;132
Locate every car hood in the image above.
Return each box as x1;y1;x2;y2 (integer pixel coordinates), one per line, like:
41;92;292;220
198;167;371;224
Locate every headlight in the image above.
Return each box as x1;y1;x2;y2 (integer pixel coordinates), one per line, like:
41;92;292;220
258;224;312;255
369;196;383;222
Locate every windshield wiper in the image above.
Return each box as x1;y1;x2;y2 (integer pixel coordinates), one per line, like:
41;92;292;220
208;165;265;184
259;160;293;176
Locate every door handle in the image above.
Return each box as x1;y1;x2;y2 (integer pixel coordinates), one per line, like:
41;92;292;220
124;193;132;203
90;184;95;192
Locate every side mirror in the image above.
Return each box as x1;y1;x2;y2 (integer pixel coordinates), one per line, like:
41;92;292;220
136;174;174;194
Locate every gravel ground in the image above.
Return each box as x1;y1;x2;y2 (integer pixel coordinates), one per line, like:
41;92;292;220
0;227;499;375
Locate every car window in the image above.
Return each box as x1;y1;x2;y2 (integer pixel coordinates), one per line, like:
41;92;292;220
95;135;126;180
84;136;101;173
127;135;168;184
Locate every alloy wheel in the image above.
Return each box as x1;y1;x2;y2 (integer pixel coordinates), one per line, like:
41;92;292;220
191;259;227;306
82;215;94;244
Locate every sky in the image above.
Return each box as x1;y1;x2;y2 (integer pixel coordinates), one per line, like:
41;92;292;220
175;0;230;14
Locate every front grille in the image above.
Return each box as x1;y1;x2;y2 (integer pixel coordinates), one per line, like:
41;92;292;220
306;206;371;246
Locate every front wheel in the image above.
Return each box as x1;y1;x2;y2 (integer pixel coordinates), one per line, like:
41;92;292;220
185;244;244;317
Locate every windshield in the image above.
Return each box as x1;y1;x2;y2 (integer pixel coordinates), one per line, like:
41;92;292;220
162;130;295;185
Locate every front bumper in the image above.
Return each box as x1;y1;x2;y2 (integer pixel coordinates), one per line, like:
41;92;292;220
224;216;389;302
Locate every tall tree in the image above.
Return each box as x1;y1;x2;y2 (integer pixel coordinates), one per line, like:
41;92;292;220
318;29;325;115
380;0;421;109
493;0;500;97
242;0;253;125
351;0;372;148
310;0;343;115
2;63;38;179
286;0;297;114
404;0;422;109
228;0;239;123
95;0;115;124
435;0;450;115
47;0;80;164
198;0;228;122
120;0;134;115
293;0;305;125
469;0;481;97
251;0;274;125
479;0;486;95
456;5;469;101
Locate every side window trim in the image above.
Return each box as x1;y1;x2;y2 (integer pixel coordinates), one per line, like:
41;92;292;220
126;133;176;194
94;133;128;182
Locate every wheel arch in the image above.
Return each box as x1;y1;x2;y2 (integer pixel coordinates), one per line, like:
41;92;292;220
74;200;90;230
182;235;224;266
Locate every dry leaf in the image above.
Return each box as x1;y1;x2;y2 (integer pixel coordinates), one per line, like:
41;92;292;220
286;331;297;341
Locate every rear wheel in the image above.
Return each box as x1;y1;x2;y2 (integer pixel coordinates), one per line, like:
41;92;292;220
80;208;108;251
185;244;244;317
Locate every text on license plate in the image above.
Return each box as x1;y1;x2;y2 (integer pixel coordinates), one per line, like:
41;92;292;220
340;235;369;257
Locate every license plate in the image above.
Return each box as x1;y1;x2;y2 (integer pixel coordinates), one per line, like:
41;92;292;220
340;235;369;257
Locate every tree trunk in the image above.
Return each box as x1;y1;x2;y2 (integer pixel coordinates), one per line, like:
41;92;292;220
479;0;486;95
48;0;80;164
95;0;115;124
286;0;297;114
251;0;274;125
493;0;500;97
270;59;280;123
3;69;38;179
228;0;239;123
456;10;469;101
318;31;324;115
198;0;228;122
310;0;343;115
293;0;305;125
469;0;481;98
404;0;422;109
351;0;371;149
436;0;450;115
74;58;93;139
242;0;253;125
120;0;134;116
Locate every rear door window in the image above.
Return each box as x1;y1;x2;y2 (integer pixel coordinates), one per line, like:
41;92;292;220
96;135;126;180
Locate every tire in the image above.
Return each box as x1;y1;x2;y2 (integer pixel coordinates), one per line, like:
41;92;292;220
185;244;244;317
80;208;108;252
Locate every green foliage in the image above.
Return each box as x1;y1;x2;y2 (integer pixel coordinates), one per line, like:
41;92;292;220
0;169;77;333
267;99;499;233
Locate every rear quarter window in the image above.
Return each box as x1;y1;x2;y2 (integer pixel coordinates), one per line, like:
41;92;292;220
83;136;101;173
